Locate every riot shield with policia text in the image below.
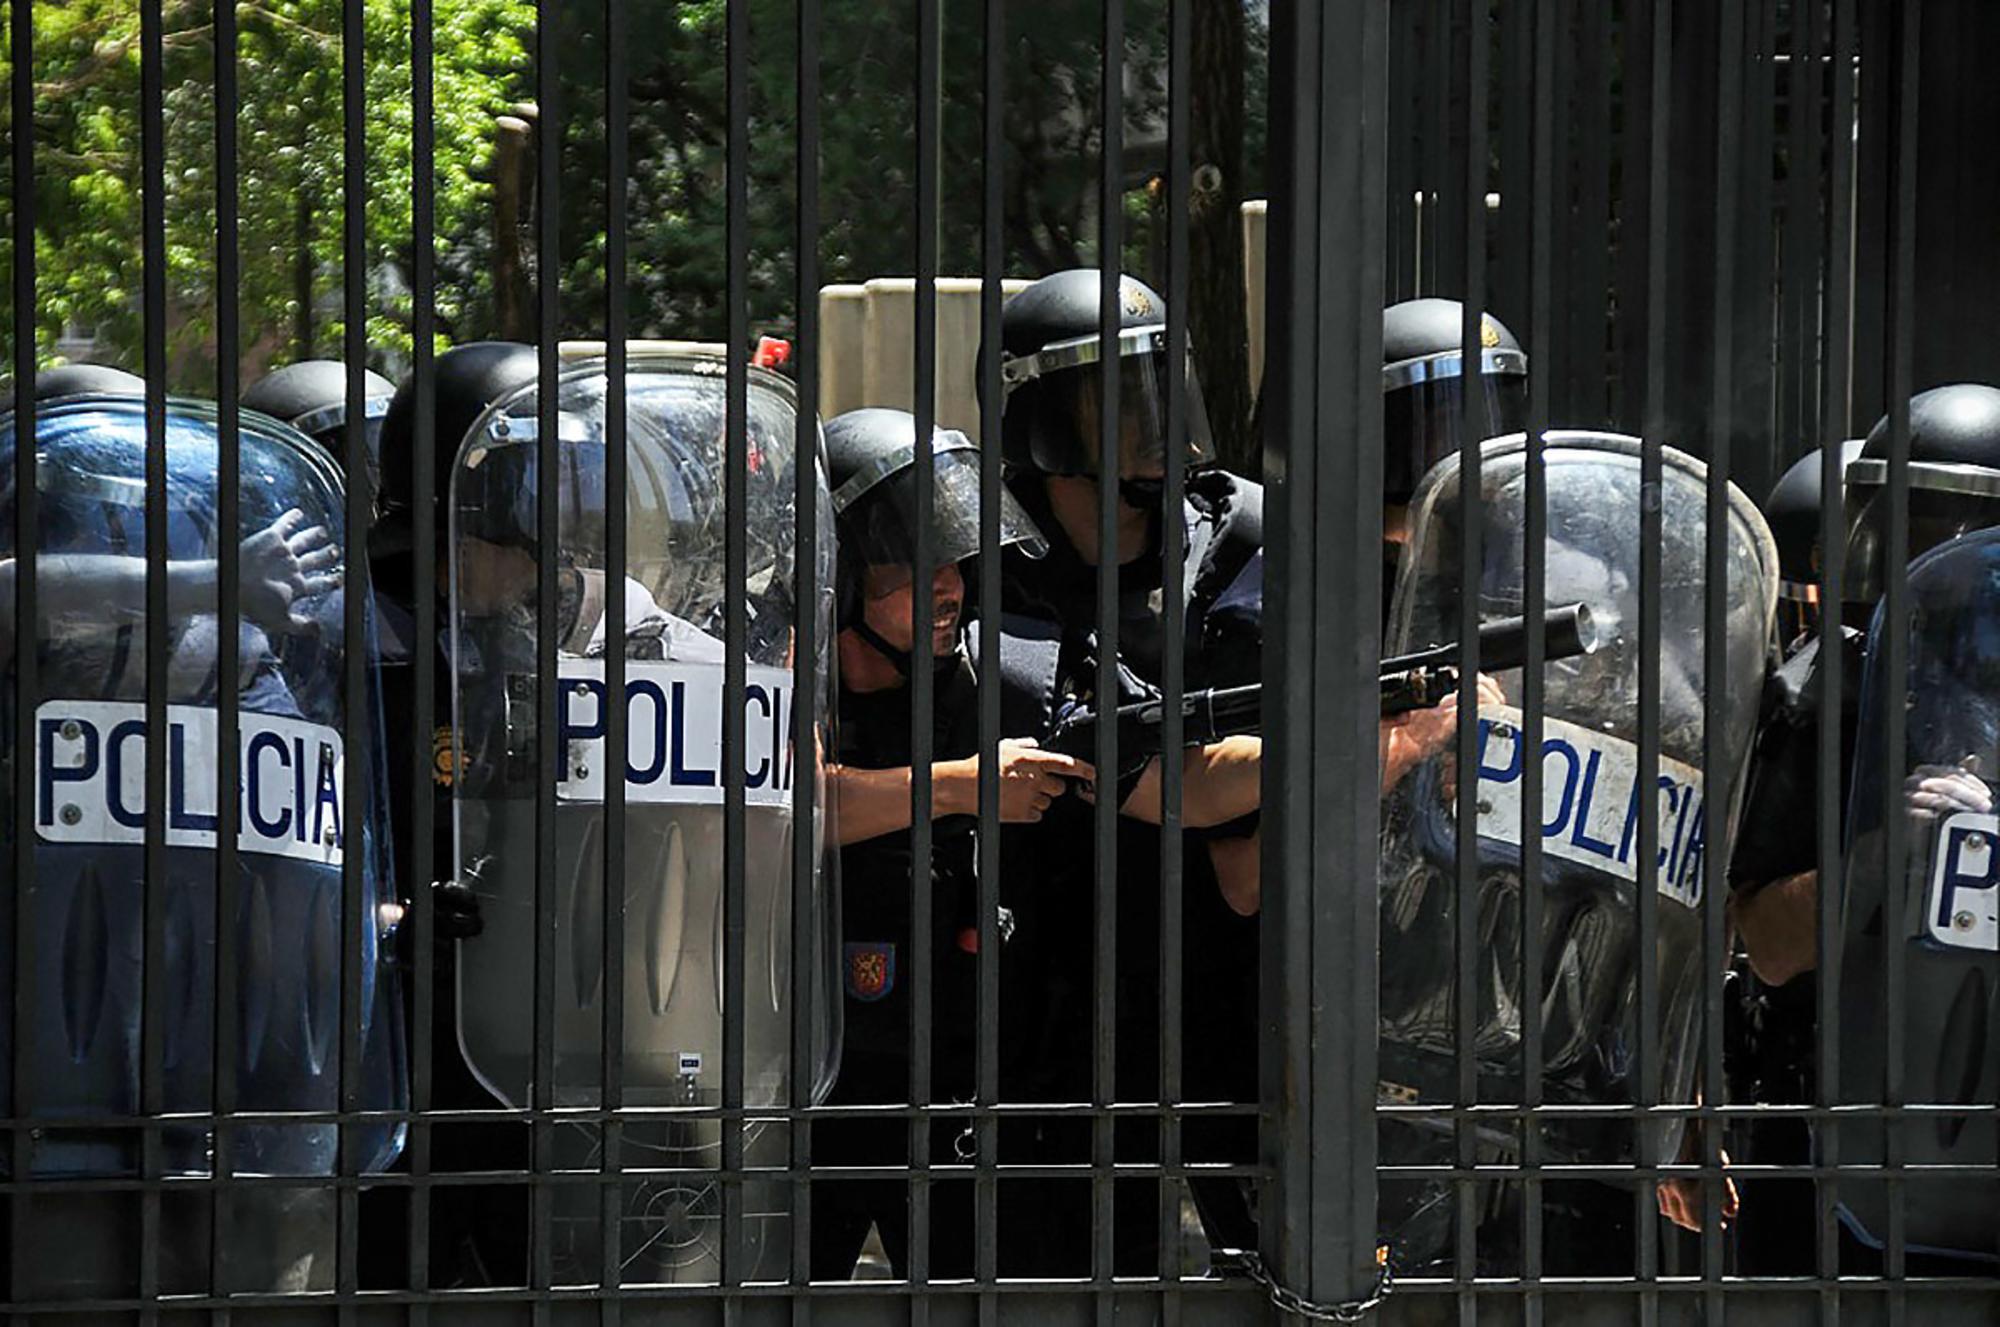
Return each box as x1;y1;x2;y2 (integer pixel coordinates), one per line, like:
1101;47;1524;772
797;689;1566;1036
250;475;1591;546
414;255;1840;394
0;394;406;1298
1376;431;1777;1267
1836;526;2000;1269
450;351;837;1284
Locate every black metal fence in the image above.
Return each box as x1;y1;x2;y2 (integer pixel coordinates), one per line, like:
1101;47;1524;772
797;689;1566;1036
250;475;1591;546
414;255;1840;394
4;0;1997;1321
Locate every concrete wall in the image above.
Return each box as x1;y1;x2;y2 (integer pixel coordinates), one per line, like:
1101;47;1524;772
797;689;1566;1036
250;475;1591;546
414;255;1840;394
816;278;1032;441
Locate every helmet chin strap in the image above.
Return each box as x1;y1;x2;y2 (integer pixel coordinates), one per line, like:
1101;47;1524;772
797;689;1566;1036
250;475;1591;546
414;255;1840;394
849;615;959;681
849;616;914;679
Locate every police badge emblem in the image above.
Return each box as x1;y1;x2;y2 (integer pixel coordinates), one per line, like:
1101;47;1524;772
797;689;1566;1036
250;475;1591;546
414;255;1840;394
844;941;896;1001
432;724;457;787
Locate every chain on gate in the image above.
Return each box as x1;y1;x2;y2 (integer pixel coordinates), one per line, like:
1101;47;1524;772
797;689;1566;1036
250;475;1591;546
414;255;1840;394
1216;1243;1395;1322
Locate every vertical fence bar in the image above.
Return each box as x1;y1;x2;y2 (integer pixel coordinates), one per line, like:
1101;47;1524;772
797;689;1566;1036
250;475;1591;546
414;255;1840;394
909;0;942;1295
7;0;35;1298
407;0;441;1297
1496;0;1532;334
1419;0;1449;298
1816;0;1858;1312
1879;0;1920;1299
1635;0;1674;1310
788;0;821;1300
974;0;1005;1302
601;0;630;1297
1092;0;1123;1295
138;0;170;1307
1262;0;1385;1311
340;0;371;1299
1614;0;1651;433
1781;0;1824;454
210;0;245;1303
1570;0;1610;425
1433;0;1465;305
1518;0;1557;1310
532;0;562;1299
1157;0;1191;1300
1701;0;1746;1306
1734;0;1778;498
1387;3;1419;302
1449;0;1488;1304
722;0;751;1295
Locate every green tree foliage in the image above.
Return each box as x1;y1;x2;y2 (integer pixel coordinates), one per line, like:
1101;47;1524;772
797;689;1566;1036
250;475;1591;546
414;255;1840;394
1;0;534;388
5;0;1265;420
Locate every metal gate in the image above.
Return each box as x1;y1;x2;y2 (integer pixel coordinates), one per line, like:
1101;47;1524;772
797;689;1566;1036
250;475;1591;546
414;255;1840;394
4;0;1997;1321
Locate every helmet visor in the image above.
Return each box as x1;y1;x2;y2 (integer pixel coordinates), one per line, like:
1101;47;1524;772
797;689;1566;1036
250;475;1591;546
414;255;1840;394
837;445;1045;589
451;416;608;561
1383;367;1530;502
1005;328;1216;477
1842;475;2000;606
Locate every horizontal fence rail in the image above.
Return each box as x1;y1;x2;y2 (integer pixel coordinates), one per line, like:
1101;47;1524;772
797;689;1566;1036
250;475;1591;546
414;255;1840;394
1;0;1995;1323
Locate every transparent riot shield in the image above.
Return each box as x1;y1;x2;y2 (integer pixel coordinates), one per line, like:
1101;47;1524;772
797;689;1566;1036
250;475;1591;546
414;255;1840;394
450;353;837;1286
1837;528;2000;1268
1378;431;1777;1269
0;396;406;1299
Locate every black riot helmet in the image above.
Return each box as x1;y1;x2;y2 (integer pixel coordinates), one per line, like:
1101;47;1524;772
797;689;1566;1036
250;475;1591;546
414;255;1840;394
826;406;1044;670
1764;438;1864;642
242;360;394;483
1382;298;1529;503
990;268;1215;479
1841;383;2000;609
33;364;144;401
373;341;540;561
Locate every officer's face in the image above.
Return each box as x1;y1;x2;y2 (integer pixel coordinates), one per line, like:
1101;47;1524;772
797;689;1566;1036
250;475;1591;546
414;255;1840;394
456;537;537;615
860;560;964;654
1042;473;1157;567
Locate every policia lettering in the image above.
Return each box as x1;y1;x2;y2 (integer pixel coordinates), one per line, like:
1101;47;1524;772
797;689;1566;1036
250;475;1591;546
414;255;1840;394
39;703;346;860
1474;707;1707;907
554;662;797;802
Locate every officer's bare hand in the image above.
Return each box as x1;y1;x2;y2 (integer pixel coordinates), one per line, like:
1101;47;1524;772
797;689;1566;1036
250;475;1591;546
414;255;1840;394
991;738;1093;822
1905;757;1992;824
1380;674;1506;792
1657;1147;1739;1233
240;508;341;635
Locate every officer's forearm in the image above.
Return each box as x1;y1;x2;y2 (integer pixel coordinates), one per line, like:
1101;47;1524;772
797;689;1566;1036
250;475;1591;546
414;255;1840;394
1119;735;1261;827
826;763;914;845
827;760;979;845
29;554;222;620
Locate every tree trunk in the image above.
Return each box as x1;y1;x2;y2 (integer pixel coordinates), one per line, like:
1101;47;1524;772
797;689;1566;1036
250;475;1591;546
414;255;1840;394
1190;0;1252;474
492;114;533;342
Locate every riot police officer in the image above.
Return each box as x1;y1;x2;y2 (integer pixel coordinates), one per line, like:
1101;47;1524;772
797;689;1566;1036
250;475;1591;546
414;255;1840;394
1381;429;1777;1275
1713;436;1859;1272
1380;298;1529;616
1723;384;2000;1271
1732;386;2000;994
811;407;1081;1279
984;268;1267;1275
242;359;395;501
1833;526;2000;1274
430;342;837;1284
1763;440;1865;655
1;382;406;1299
371;341;542;1286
